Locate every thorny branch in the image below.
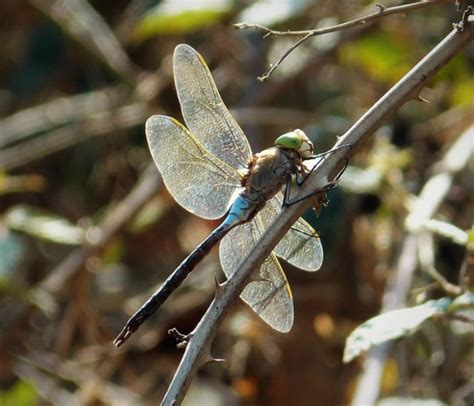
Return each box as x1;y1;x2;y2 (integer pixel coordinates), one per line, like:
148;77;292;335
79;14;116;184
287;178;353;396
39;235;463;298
162;16;474;406
235;0;452;81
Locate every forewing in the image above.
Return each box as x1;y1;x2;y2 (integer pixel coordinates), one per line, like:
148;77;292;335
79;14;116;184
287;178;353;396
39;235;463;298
265;194;324;271
173;44;252;171
146;115;240;220
220;216;293;332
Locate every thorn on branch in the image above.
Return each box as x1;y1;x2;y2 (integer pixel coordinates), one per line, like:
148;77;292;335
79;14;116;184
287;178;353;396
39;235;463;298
214;276;225;295
202;355;226;364
417;94;430;103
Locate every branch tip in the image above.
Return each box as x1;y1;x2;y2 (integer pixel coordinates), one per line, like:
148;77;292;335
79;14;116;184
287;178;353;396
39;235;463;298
169;328;193;348
202;354;226;364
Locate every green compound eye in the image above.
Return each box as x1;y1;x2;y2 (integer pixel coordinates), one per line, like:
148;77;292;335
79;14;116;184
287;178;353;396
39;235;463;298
274;131;303;150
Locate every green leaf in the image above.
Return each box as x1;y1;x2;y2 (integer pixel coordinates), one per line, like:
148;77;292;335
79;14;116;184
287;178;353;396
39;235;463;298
0;379;38;405
467;224;474;249
339;32;412;83
451;77;474;107
133;0;231;41
4;205;85;245
343;298;451;363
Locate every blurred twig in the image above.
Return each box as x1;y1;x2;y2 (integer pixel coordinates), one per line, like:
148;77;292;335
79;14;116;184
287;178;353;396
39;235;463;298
39;164;161;295
29;0;163;103
0;102;148;170
0;1;169;168
406;126;474;233
235;0;452;81
351;125;474;405
15;352;144;405
29;0;140;84
0;163;162;345
163;16;474;406
254;25;369;106
115;0;156;42
0;86;127;148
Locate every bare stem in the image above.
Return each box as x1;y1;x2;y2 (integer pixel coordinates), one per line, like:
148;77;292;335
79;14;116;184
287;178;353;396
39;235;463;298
235;0;453;81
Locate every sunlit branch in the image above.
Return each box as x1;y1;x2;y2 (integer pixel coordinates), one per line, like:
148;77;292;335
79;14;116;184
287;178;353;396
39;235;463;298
164;16;474;406
235;0;453;81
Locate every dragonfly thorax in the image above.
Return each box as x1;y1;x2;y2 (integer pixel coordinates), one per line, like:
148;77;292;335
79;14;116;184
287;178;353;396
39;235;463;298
222;147;303;229
241;147;303;207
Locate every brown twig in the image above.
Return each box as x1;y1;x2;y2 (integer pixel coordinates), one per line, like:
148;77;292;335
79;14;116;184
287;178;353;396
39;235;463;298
235;0;453;81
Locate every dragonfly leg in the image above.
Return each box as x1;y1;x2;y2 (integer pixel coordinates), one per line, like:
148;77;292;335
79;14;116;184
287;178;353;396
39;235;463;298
299;144;352;186
333;154;350;182
282;177;292;208
282;144;351;208
283;180;338;207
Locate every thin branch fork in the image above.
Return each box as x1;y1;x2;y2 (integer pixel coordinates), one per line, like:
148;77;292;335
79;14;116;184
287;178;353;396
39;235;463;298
235;0;453;81
162;16;474;406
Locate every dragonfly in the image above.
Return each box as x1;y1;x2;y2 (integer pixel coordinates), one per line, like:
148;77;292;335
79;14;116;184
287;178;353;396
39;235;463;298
114;44;331;347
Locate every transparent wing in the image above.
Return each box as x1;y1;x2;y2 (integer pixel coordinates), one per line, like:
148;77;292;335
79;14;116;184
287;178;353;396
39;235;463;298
173;44;252;171
146;115;241;220
220;215;293;332
265;193;324;271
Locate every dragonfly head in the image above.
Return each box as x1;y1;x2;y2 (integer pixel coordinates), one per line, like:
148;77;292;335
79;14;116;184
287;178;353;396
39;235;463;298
274;129;314;158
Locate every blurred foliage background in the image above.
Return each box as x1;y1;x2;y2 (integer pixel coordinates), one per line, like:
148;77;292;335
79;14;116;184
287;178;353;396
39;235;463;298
0;1;473;405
